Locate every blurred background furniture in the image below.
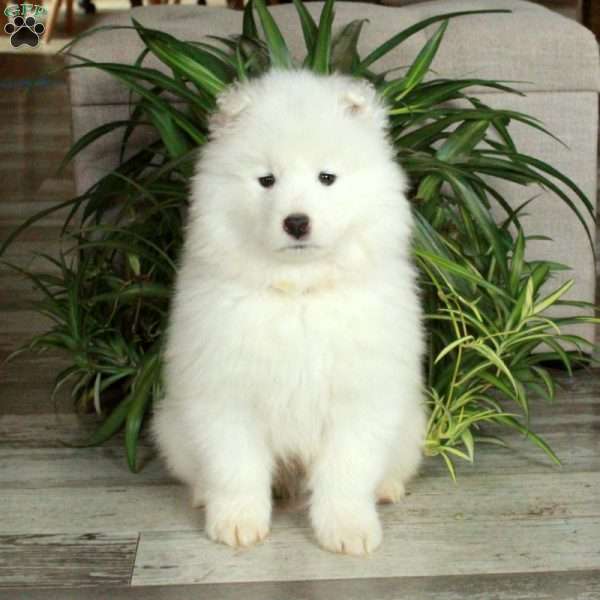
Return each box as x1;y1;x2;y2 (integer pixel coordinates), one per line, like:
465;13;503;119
4;0;592;49
65;0;599;345
43;0;183;42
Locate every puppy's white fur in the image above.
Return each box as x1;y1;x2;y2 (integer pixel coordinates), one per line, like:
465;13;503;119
153;70;425;555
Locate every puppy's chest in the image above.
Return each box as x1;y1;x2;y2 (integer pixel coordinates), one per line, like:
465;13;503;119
242;294;355;453
222;289;397;410
236;290;379;370
215;290;396;456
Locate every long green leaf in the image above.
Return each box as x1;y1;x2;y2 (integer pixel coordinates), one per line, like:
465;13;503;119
253;0;293;69
125;351;161;472
131;19;233;95
310;0;335;74
495;415;561;465
509;229;525;295
90;282;172;304
243;0;259;40
357;10;511;72
446;174;509;280
292;0;317;55
71;395;133;447
145;105;191;159
331;19;368;74
436;120;490;162
382;20;448;100
481;149;595;219
58;120;134;175
415;249;510;299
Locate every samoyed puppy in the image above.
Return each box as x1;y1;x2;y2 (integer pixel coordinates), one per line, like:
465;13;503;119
153;69;425;555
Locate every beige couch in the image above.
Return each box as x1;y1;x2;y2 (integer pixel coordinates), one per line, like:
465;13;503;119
67;0;600;345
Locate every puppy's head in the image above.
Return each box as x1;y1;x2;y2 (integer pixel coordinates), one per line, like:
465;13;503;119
189;70;411;277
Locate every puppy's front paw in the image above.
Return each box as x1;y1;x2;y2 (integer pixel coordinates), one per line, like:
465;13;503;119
208;517;269;548
312;503;382;556
206;500;270;548
376;478;405;504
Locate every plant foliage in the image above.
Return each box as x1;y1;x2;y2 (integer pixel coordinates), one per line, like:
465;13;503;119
2;0;597;476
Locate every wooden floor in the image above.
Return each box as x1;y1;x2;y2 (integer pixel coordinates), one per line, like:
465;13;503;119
1;54;600;599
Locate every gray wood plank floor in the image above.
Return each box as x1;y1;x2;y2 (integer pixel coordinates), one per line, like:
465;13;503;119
1;54;599;599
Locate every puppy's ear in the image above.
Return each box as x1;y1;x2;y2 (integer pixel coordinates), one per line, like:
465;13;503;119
210;83;252;137
340;79;387;128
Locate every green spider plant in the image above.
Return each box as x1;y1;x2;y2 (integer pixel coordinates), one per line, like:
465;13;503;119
2;0;598;478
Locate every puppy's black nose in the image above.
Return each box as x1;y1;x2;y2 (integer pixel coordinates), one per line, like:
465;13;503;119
283;214;310;240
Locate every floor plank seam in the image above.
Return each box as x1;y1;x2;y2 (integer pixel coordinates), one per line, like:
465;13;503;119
129;533;142;588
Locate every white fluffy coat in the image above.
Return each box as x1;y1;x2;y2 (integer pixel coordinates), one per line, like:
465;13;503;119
153;70;426;555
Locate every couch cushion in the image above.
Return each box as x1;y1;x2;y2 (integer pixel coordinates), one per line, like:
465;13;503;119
67;0;600;107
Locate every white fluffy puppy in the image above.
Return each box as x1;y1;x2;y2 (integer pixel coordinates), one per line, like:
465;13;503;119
153;69;425;555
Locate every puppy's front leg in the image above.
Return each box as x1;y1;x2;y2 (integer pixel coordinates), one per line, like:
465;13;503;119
309;416;391;556
203;415;273;548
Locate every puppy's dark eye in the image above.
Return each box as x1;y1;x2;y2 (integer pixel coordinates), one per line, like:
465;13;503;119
318;172;337;186
258;174;276;188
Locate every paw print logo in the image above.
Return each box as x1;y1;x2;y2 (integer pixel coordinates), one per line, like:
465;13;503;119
4;16;45;48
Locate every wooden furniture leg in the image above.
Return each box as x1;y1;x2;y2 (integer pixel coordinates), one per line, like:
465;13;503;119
65;0;73;35
44;0;74;42
0;0;7;29
44;0;63;42
582;0;599;38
